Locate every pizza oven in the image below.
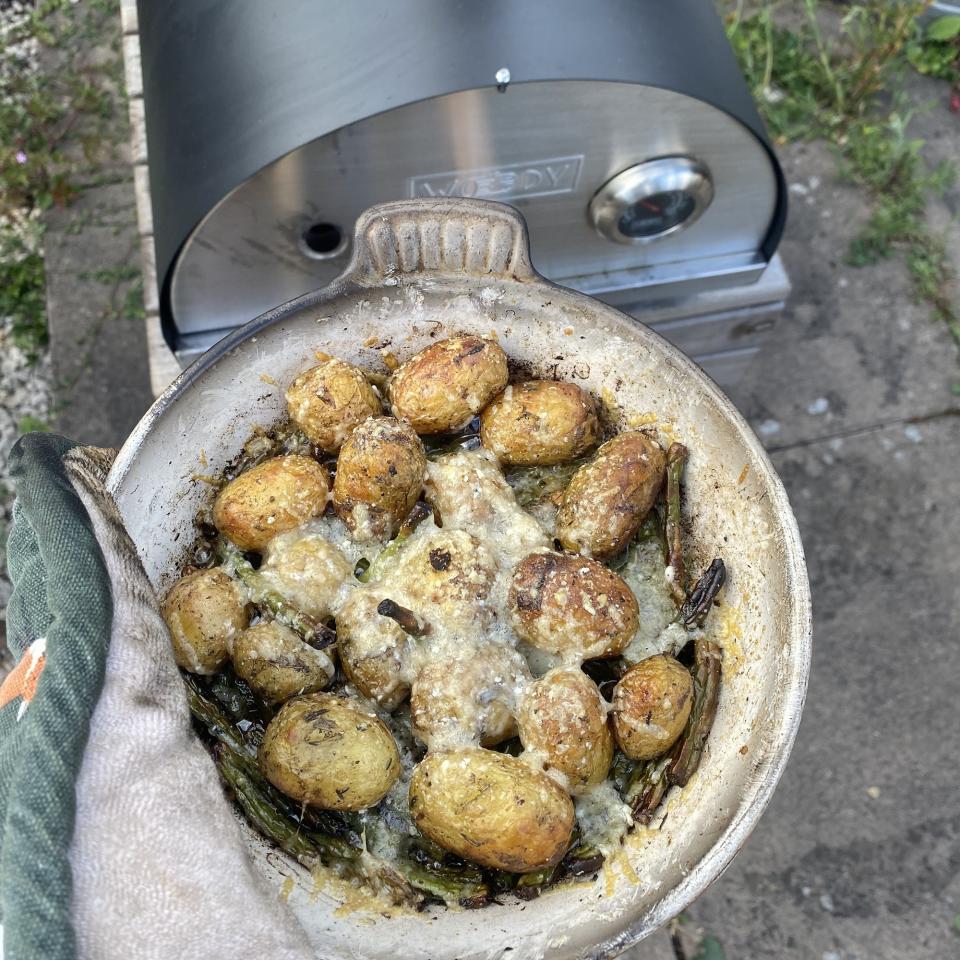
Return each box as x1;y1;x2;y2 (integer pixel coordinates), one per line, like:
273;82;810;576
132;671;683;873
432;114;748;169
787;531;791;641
137;0;788;385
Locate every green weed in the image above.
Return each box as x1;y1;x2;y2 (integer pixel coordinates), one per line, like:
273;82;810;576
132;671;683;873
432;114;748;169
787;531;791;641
79;264;141;285
693;937;727;960
907;13;960;101
725;0;922;141
122;279;145;322
0;227;48;359
0;0;128;361
17;415;52;434
724;1;960;364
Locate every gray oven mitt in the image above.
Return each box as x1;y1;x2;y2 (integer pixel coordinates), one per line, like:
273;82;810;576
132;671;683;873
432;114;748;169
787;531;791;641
1;434;313;960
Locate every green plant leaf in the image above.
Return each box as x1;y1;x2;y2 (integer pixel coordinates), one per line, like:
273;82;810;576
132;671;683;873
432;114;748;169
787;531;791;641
693;936;726;960
927;16;960;41
18;416;52;434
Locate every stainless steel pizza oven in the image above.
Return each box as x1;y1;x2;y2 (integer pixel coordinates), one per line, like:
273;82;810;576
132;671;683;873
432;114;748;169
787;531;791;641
138;0;789;386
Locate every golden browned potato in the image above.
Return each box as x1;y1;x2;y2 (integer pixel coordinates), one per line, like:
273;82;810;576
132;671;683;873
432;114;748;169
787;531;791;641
213;455;329;552
612;655;693;761
409;748;574;872
258;531;352;619
333;417;427;541
161;568;249;674
285;355;382;452
410;646;531;750
232;621;334;704
336;590;412;710
260;692;401;810
479;380;600;466
392;527;497;635
517;668;613;792
556;432;666;560
388;335;508;434
509;551;639;661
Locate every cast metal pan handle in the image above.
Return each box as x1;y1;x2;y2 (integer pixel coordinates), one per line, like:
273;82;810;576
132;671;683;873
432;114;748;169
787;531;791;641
346;198;537;285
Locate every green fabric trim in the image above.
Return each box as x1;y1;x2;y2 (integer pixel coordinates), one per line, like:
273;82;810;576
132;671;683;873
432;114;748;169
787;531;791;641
1;435;113;960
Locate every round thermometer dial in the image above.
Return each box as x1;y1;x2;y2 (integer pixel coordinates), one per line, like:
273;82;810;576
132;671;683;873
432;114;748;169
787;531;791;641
589;157;713;245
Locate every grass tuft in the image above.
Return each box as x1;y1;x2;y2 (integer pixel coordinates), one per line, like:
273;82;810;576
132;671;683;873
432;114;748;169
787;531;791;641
724;1;960;369
0;0;128;360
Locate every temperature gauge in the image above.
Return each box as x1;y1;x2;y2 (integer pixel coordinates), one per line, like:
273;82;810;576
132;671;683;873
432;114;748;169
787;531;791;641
589;157;713;245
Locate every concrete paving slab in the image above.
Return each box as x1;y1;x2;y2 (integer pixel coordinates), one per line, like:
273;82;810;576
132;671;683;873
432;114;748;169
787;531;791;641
39;2;154;449
682;414;960;959
726;140;960;448
44;178;153;447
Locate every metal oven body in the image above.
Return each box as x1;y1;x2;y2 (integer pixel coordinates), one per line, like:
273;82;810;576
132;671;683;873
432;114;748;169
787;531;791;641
138;0;789;385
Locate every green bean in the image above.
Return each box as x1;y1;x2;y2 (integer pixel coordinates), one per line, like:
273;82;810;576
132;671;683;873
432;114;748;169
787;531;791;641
359;502;431;583
680;559;727;628
562;842;605;877
628;629;723;818
408;835;453;864
184;673;362;860
216;537;336;649
401;861;489;903
664;442;689;606
377;598;430;637
514;863;558;899
217;747;361;862
668;636;723;788
217;747;322;863
182;673;252;756
629;756;672;825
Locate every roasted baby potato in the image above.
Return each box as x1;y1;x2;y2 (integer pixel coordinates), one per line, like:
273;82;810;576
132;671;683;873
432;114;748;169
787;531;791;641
333;416;427;541
161;567;249;674
232;621;334;704
336;590;412;710
213;455;329;552
409;748;574;872
509;551;639;661
410;646;531;750
286;354;382;452
517;668;613;792
556;432;666;560
388;335;508;434
612;654;693;761
397;527;496;621
260;692;401;810
258;530;352;619
480;380;600;466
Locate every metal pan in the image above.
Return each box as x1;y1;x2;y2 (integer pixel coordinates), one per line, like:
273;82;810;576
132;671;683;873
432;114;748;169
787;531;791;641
107;198;811;960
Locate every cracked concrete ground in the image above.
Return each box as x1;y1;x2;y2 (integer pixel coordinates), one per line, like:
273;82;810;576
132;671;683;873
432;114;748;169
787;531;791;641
625;92;960;959
32;14;960;958
42;7;153;449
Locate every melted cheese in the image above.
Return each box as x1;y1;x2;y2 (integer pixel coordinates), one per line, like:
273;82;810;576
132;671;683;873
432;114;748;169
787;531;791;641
333;449;551;751
250;447;677;903
619;540;685;664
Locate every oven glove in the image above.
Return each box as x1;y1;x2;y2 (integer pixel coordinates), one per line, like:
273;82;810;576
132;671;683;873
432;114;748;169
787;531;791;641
1;434;313;960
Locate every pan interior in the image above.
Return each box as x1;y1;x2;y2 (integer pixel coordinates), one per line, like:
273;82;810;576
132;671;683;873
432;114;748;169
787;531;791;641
108;271;809;960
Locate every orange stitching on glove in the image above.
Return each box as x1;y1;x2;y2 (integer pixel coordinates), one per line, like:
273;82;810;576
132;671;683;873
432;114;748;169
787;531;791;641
0;638;47;721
